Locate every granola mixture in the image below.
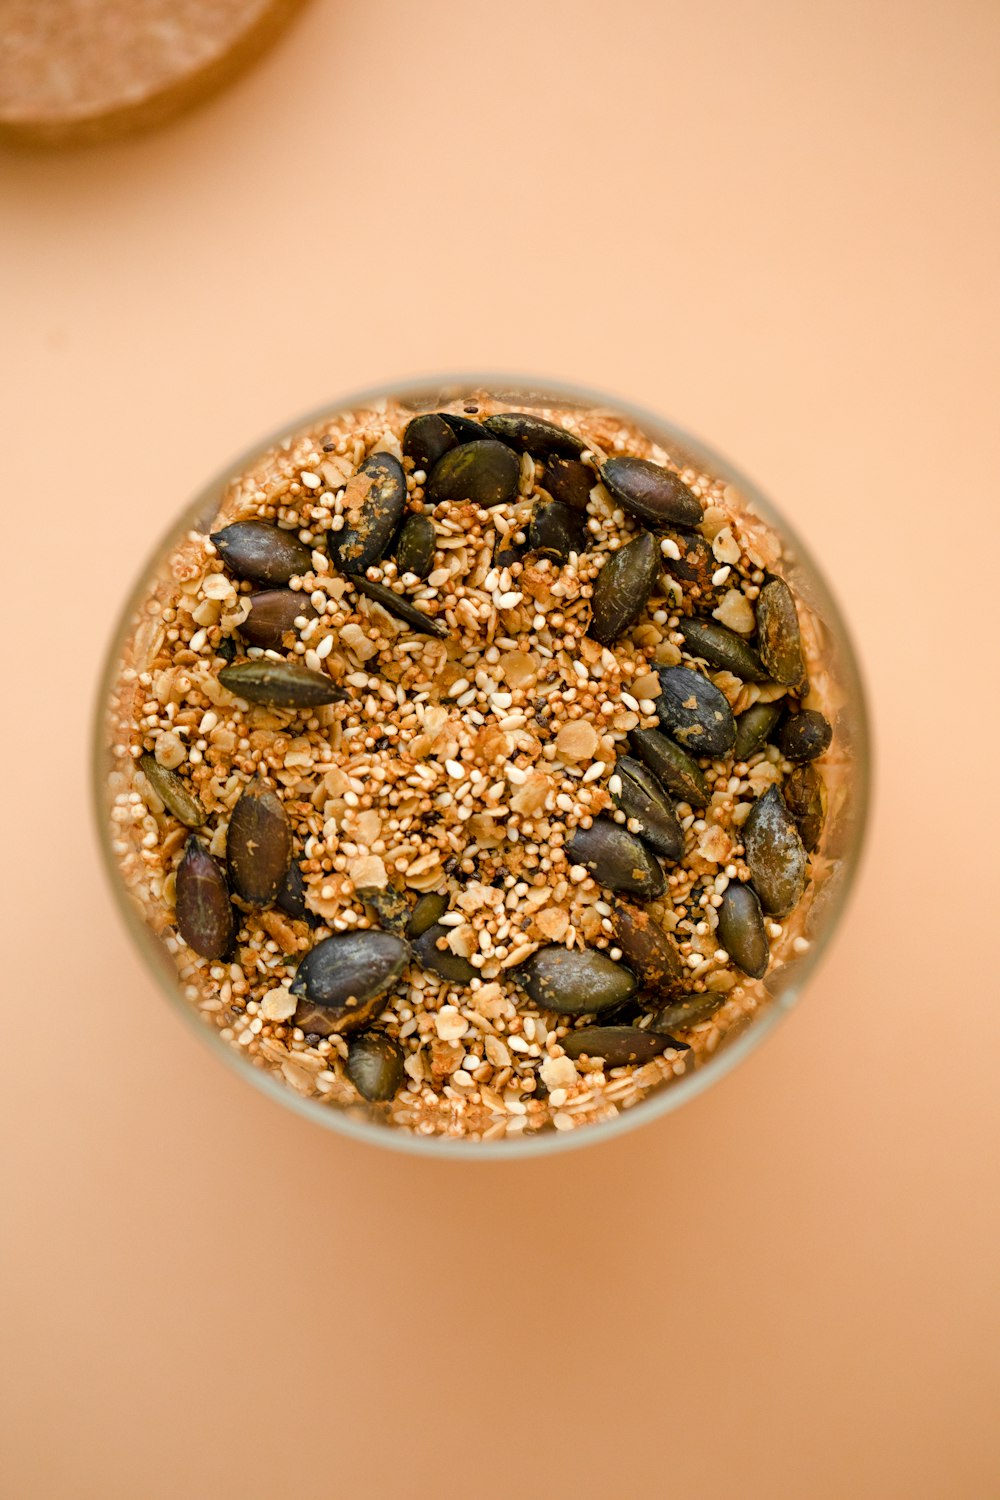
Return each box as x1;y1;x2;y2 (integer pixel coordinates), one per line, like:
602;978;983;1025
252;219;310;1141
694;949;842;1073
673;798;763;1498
105;393;849;1142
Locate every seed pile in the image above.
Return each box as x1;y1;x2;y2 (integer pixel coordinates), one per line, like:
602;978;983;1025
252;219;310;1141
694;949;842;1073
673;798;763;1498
106;396;844;1140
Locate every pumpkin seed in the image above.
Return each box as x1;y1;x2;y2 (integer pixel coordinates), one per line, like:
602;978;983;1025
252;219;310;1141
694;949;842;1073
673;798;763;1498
412;923;477;984
332;452;407;574
601;456;702;529
210;520;312;585
406;891;450;939
778;709;832;763
482;411;586;458
589;530;660;645
543;456;594;511
649;992;725;1031
394;513;436;579
743;785;807;916
426;439;520;508
175;836;234;959
216;635;237;663
732;701;782;761
290;931;410;1034
402;413;457;471
611;757;684;861
561;1026;673;1066
628;726;709;806
346;1031;406;1102
226;778;291;906
756;577;805;686
518;946;636;1015
350;575;448;637
660;529;717;590
717;882;770;979
527;496;588;563
566;817;665;897
678;618;768;682
440;412;488;443
656;665;736;757
358;884;410;936
610;901;685;991
219;659;347;708
783;764;826;852
139;753;206;828
239;589;317;649
275;858;314;922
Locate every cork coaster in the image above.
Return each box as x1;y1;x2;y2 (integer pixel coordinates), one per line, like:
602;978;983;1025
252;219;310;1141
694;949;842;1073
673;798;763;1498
0;0;308;145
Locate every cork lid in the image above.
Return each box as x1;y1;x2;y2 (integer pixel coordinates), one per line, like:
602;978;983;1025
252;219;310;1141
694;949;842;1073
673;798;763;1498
0;0;308;145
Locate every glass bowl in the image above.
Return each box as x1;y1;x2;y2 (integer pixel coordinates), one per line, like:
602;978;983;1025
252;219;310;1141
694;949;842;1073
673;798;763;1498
93;376;871;1157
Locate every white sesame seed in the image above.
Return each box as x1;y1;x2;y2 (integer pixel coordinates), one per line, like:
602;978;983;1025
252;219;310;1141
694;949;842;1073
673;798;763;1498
300;471;321;488
316;634;333;659
661;537;681;560
495;591;523;609
582;762;605;783
621;692;639;711
712;565;732;586
608;774;622;795
445;759;464;779
448;679;469;698
490;691;513;711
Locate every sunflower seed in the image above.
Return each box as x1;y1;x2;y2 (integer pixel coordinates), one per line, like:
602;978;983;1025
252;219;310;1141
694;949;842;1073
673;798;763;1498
611;756;684;860
743;785;807;916
290;931;410;1035
756;577;805;686
210;520;312;585
227;778;291;906
482;411;586;458
425;439;520;508
346;1031;406;1102
656;665;736;757
717;882;770;978
139;753;206;828
566;817;665;897
218;660;347;708
175;836;234;959
518;946;636;1015
601;456;702;529
589;530;660;645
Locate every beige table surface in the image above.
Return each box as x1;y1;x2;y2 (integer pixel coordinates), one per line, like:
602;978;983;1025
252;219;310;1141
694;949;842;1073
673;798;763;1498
2;2;997;1496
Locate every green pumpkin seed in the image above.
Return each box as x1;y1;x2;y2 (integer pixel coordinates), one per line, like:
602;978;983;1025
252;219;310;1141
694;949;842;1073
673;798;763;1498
628;726;709;807
402;413;457;471
412;923;477;984
527;497;588;563
350;575;448;637
275;859;313;922
139;753;206;828
611;757;684;861
732;701;783;761
216;635;238;663
394;513;436;579
176;836;234;959
239;589;317;649
717;882;769;979
589;530;661;645
566;817;665;898
332;453;407;574
678;618;768;682
610;902;685;991
756;578;805;686
656;665;736;757
226;778;291;907
561;1026;673;1065
743;785;807;916
601;456;702;529
482;411;586;458
440;412;488;443
210;520;312;585
518;946;636;1015
660;529;718;590
219;659;347;708
406;891;450;939
649;992;725;1031
783;764;826;853
543;456;594;511
290;931;410;1035
778;710;832;763
346;1031;406;1102
426;439;520;508
358;884;410;936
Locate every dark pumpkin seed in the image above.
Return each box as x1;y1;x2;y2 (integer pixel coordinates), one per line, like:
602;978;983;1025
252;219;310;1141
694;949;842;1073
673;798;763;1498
216;635;238;663
783;764;826;853
656;665;736;757
439;412;488;444
175;836;234;960
649;992;725;1032
561;1026;673;1066
601;456;702;529
226;778;291;906
518;946;636;1016
275;859;314;923
350;575;447;637
358;884;410;936
611;902;685;991
290;931;410;1035
219;660;347;708
139;753;206;828
678;618;768;682
394;513;436;579
346;1031;406;1102
756;578;805;686
332;453;407;574
210;520;312;585
482;411;586;459
628;726;709;807
660;529;717;590
238;589;317;650
425;439;520;509
402;413;457;471
732;701;783;761
412;923;477;984
717;882;770;979
543;456;594;511
527;497;588;563
566;817;665;898
611;757;684;861
589;530;661;645
406;891;450;939
743;785;807;916
778;709;832;763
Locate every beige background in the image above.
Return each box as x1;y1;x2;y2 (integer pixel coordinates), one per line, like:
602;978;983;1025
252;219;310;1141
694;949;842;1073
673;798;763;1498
2;2;998;1496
